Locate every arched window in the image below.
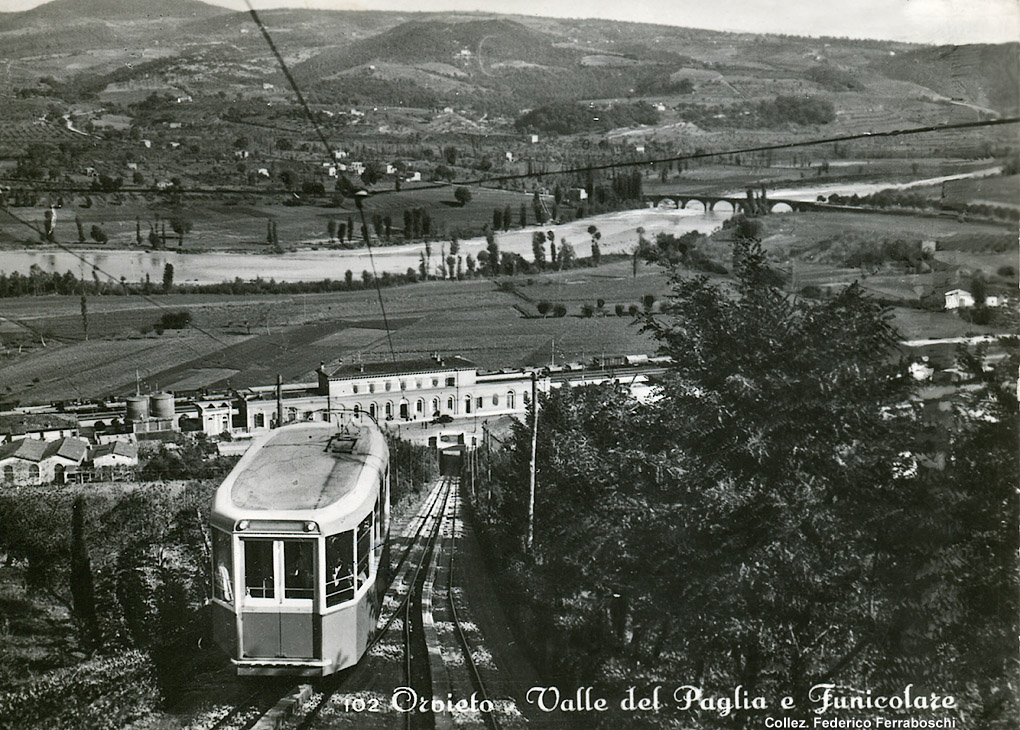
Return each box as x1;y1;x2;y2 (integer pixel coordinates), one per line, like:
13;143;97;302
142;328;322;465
385;401;393;418
353;403;361;415
54;464;65;482
464;395;472;414
416;399;424;414
28;464;40;481
492;393;499;406
432;397;440;415
369;403;377;418
352;384;359;394
3;465;13;482
507;390;516;409
446;396;454;412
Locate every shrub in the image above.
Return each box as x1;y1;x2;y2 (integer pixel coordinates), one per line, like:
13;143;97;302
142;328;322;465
157;311;191;330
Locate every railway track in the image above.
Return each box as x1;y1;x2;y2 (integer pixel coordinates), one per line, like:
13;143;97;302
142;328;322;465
188;478;452;730
429;481;526;730
280;476;456;730
243;476;529;730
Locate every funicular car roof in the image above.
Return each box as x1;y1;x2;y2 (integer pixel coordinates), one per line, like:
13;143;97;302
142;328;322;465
229;423;382;512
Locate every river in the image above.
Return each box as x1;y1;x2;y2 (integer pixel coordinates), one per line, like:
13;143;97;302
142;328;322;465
0;168;1001;285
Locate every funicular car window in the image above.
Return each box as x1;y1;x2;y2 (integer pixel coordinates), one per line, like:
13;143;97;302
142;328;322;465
213;529;233;604
357;512;373;586
325;530;354;606
284;540;314;600
244;539;274;599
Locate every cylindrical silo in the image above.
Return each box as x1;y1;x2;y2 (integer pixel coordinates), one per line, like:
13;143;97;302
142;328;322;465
150;392;175;420
125;395;149;423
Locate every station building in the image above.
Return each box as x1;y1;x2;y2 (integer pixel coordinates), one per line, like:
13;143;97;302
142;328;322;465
233;356;548;435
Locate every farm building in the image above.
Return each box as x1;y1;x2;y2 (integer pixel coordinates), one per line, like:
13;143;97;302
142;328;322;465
90;441;139;471
0;413;78;444
0;436;88;484
944;289;975;309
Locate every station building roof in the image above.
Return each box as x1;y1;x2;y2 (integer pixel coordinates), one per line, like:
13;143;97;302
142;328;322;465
324;356;476;379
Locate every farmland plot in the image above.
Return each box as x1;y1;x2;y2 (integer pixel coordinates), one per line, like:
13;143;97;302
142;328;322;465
0;334;250;403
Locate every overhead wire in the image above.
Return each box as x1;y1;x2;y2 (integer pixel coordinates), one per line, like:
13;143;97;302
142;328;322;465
245;0;398;368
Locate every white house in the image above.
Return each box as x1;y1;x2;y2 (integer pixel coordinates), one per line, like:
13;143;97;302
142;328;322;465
168;121;182;129
349;161;365;175
257;168;270;178
505;151;514;162
385;163;397;175
944;289;975;310
530;134;539;144
195;399;233;436
90;441;139;470
405;171;422;182
263;82;275;91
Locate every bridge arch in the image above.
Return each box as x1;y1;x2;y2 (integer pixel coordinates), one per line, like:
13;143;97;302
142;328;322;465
656;198;678;210
684;199;706;212
712;199;738;213
769;201;795;213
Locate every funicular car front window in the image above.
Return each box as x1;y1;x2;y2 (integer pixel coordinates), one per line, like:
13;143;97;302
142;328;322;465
244;539;274;599
325;530;354;606
284;540;314;599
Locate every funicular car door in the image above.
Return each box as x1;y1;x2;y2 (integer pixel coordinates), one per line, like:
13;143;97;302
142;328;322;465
240;537;317;659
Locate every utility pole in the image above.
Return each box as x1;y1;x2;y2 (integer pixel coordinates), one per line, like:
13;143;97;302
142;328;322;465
526;370;537;554
276;374;283;428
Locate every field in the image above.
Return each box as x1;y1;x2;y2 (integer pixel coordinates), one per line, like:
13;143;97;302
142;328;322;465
5;204;1016;405
0;185;547;252
0;272;666;404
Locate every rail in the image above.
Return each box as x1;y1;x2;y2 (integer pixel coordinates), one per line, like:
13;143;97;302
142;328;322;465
446;480;501;730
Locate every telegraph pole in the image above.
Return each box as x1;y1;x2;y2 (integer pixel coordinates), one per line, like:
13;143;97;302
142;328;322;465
526;370;538;554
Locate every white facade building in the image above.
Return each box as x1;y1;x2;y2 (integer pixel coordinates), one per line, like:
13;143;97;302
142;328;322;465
944;289;975;310
231;358;548;435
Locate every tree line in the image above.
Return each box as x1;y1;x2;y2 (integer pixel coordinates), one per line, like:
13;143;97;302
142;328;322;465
465;238;1018;729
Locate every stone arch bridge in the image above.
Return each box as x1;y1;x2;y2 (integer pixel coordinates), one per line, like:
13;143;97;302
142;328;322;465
644;193;822;214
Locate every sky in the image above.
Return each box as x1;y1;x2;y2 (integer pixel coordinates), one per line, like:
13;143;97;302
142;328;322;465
0;0;1018;44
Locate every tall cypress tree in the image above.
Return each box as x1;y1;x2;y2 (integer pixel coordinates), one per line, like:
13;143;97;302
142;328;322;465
70;496;100;650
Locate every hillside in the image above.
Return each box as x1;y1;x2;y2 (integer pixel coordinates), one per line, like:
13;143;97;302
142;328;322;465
0;0;223;29
874;43;1020;115
292;18;580;83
